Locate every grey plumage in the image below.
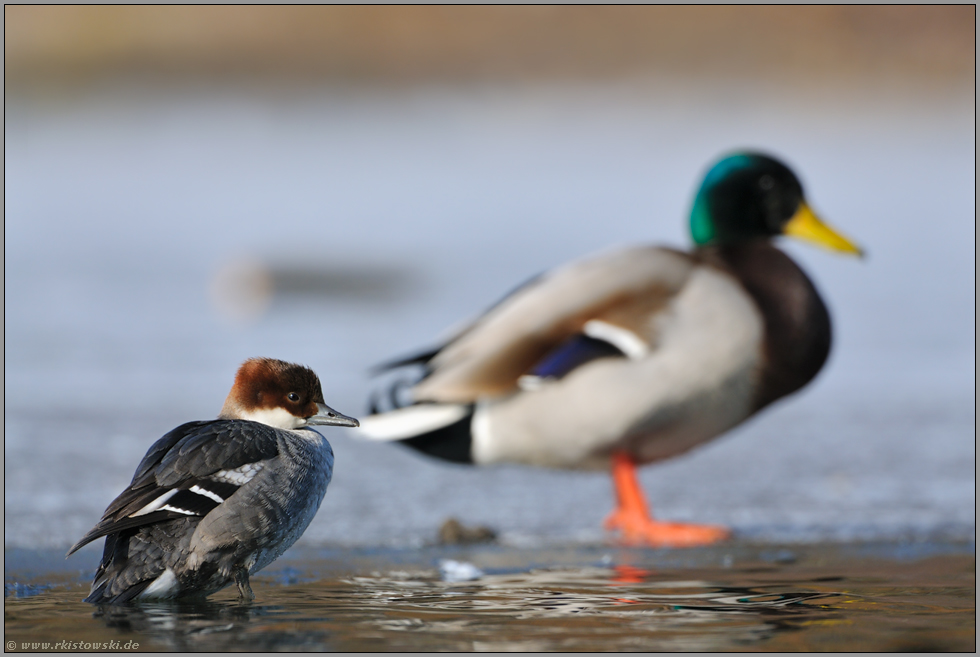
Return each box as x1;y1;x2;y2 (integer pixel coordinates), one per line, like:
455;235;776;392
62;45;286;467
70;419;334;604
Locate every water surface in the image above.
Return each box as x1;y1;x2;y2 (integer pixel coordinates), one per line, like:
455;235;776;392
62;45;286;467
4;542;974;652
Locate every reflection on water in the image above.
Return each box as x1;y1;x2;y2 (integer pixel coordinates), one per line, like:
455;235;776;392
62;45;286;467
94;601;329;652
5;546;974;652
342;566;837;651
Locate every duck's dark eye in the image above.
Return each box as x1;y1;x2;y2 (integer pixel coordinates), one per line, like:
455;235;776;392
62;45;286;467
287;392;300;403
759;174;775;190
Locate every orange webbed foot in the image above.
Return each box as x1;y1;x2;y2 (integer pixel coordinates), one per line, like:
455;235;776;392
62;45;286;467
605;451;730;548
604;508;730;547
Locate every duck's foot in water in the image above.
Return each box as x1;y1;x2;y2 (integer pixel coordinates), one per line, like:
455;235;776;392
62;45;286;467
233;567;254;603
604;509;730;547
605;451;730;547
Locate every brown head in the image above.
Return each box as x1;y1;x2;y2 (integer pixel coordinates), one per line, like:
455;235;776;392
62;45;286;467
219;357;359;430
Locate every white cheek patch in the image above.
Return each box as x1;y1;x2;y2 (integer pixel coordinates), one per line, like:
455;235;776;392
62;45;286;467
240;406;305;430
211;462;265;486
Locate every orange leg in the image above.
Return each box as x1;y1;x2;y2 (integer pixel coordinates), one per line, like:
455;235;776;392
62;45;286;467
603;452;730;547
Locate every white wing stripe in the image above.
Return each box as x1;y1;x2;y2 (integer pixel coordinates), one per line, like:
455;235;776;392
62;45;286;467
189;485;224;504
159;504;197;516
130;489;179;517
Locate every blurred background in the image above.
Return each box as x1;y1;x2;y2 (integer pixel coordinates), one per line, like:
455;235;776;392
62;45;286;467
5;6;975;550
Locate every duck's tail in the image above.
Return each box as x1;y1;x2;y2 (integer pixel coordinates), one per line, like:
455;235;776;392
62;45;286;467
81;518;206;605
82;532;164;605
356;403;476;464
361;342;478;463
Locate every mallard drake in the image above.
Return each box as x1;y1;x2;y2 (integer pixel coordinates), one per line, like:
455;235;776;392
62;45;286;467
357;152;862;547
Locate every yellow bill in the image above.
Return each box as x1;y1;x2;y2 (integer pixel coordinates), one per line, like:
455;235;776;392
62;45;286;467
784;203;864;257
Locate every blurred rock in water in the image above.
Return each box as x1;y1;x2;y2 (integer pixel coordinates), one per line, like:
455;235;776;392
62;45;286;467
438;518;497;545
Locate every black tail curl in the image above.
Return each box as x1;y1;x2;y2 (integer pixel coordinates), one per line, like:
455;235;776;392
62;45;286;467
367;374;424;415
366;345;443;415
365;345;475;464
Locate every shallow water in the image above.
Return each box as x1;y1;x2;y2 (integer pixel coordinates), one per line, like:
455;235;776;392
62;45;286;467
4;543;974;652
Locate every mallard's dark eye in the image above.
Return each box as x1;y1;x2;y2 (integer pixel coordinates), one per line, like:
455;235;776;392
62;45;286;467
759;174;775;190
287;392;300;403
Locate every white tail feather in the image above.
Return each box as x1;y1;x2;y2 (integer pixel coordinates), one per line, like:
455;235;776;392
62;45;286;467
356;404;470;441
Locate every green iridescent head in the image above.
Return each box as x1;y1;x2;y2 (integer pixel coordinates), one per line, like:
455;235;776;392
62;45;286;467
690;152;805;246
688;152;863;256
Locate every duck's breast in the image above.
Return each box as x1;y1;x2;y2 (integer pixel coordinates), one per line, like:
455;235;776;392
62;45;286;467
187;428;334;574
707;243;832;411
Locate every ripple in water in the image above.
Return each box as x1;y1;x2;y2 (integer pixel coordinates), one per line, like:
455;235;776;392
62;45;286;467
6;546;973;652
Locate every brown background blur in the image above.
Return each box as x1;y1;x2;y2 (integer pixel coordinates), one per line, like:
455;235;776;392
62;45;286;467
5;5;975;93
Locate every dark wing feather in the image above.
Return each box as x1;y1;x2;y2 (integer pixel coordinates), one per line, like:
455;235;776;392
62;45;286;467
154;422;279;487
128;421;211;484
68;420;281;555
